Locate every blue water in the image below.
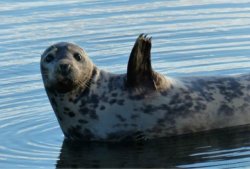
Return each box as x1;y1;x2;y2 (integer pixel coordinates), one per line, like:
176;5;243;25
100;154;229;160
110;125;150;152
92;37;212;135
2;0;250;168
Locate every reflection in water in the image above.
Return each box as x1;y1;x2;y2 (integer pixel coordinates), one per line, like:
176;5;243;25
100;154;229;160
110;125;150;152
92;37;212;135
57;125;250;168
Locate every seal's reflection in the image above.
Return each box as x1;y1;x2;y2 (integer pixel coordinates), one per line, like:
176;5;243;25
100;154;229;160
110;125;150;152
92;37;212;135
56;139;189;168
56;126;250;168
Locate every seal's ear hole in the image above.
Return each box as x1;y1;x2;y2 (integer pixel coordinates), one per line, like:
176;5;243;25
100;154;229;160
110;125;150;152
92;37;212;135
73;53;82;61
45;54;54;63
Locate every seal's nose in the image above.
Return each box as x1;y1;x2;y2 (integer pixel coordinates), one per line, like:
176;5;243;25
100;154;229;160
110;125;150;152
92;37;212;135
59;64;71;75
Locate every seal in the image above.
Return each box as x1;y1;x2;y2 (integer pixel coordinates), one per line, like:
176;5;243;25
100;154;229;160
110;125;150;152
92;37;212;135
41;34;250;142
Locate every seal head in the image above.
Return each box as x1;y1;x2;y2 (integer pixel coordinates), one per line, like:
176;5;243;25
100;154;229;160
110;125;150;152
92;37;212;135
40;42;94;93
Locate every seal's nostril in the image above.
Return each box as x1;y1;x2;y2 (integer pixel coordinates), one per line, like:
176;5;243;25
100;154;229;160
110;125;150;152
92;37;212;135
59;64;71;74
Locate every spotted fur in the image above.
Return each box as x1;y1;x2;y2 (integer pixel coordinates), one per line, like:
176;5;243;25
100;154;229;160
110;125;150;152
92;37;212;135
40;35;250;142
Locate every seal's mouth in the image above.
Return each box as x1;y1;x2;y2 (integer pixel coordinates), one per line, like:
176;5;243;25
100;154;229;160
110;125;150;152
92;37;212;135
58;77;73;85
55;75;75;93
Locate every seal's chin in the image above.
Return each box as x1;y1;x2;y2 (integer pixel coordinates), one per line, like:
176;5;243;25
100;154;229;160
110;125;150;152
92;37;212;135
55;75;76;93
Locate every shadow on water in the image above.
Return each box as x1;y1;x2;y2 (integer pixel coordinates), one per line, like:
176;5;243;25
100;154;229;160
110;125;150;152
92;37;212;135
56;125;250;168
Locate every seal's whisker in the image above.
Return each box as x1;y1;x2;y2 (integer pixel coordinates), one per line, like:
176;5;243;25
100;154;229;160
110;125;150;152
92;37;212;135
77;77;93;89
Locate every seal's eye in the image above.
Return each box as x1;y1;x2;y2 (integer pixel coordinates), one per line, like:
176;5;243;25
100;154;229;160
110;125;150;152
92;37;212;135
45;54;54;63
73;53;82;61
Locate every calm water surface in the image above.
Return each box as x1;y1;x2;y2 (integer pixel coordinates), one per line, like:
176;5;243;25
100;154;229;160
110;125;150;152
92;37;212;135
2;0;250;168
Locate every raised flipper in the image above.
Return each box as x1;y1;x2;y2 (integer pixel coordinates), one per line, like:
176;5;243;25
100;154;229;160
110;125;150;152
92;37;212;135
127;34;156;90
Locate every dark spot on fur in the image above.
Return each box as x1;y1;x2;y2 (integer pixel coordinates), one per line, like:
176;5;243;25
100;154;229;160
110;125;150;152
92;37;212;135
117;99;124;105
68;111;75;117
129;93;144;100
142;105;154;114
116;114;126;122
100;92;109;103
90;94;99;105
141;104;172;115
185;95;192;100
131;114;139;119
216;78;243;101
193;78;244;102
194;103;207;111
189;80;215;101
66;126;82;140
80;106;97;118
111;93;118;97
64;107;70;111
94;104;99;109
80;99;86;108
69;98;73;102
109;99;116;105
171;102;194;115
218;104;234;116
79;119;88;124
80;107;89;115
100;105;105;110
90;111;98;120
169;94;180;105
66;127;95;141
